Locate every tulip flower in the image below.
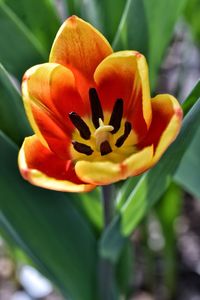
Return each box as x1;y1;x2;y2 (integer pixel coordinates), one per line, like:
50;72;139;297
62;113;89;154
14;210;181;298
18;16;183;192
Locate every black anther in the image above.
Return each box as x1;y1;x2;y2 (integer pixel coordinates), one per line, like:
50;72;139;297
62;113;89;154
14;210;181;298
69;112;91;140
72;141;93;155
115;122;132;147
89;88;104;128
109;98;123;134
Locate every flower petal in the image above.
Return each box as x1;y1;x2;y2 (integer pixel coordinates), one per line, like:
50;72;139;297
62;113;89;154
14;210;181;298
49;15;113;80
94;51;152;140
123;145;154;177
18;135;95;192
75;160;123;185
139;94;183;166
75;145;153;185
22;63;87;158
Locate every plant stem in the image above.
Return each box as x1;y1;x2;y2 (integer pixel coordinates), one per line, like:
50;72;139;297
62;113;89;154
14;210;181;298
99;185;116;300
102;185;114;228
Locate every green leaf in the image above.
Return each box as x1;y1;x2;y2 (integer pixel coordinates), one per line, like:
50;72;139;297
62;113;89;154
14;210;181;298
116;176;142;210
116;240;133;296
113;0;149;57
98;0;125;41
4;0;61;51
155;183;182;297
174;126;200;198
0;1;46;79
113;0;187;87
73;188;103;231
182;80;200;114
173;81;200;198
0;64;32;145
0;132;97;300
99;217;126;263
184;0;200;44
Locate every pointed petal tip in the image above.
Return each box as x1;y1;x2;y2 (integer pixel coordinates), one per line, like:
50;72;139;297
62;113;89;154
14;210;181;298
49;16;112;79
67;15;79;25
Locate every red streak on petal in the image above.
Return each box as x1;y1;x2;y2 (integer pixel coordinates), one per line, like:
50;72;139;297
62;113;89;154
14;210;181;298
135;51;142;58
68;15;77;25
21;168;30;181
175;107;183;118
120;162;128;179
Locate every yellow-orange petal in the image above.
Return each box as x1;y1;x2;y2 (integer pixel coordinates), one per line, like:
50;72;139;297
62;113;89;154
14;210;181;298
123;145;154;177
22;63;87;158
49;15;113;81
139;94;183;166
94;51;152;141
75;145;153;185
18;135;95;193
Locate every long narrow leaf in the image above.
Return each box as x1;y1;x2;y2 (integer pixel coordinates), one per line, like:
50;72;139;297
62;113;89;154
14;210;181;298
173;81;200;197
0;2;46;79
4;0;61;51
0;64;32;145
174;126;200;198
182;80;200;114
98;0;125;41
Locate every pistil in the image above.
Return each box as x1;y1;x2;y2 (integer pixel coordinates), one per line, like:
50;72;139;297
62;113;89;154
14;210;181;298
100;141;112;156
94;119;114;151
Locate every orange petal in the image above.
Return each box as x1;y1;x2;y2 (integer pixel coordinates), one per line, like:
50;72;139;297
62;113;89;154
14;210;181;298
18;135;95;193
75;145;153;185
49;16;113;81
94;51;152;141
22;63;87;158
139;94;183;166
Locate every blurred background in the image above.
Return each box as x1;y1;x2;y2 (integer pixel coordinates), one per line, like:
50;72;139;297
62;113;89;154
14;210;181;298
0;0;200;299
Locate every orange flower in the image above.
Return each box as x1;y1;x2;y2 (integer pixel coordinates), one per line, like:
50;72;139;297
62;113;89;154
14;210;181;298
18;16;183;192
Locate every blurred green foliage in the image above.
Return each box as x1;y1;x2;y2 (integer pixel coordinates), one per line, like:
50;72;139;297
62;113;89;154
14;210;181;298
184;0;200;44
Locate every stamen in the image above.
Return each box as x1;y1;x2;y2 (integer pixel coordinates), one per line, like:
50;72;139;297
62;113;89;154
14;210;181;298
72;141;93;155
109;99;123;134
100;140;112;156
89;88;104;128
69;112;91;140
115;121;132;147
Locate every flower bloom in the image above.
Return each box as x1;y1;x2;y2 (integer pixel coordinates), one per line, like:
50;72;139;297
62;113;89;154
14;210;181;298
18;16;183;192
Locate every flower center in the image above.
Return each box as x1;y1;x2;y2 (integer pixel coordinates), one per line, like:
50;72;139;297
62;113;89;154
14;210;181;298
69;88;132;160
